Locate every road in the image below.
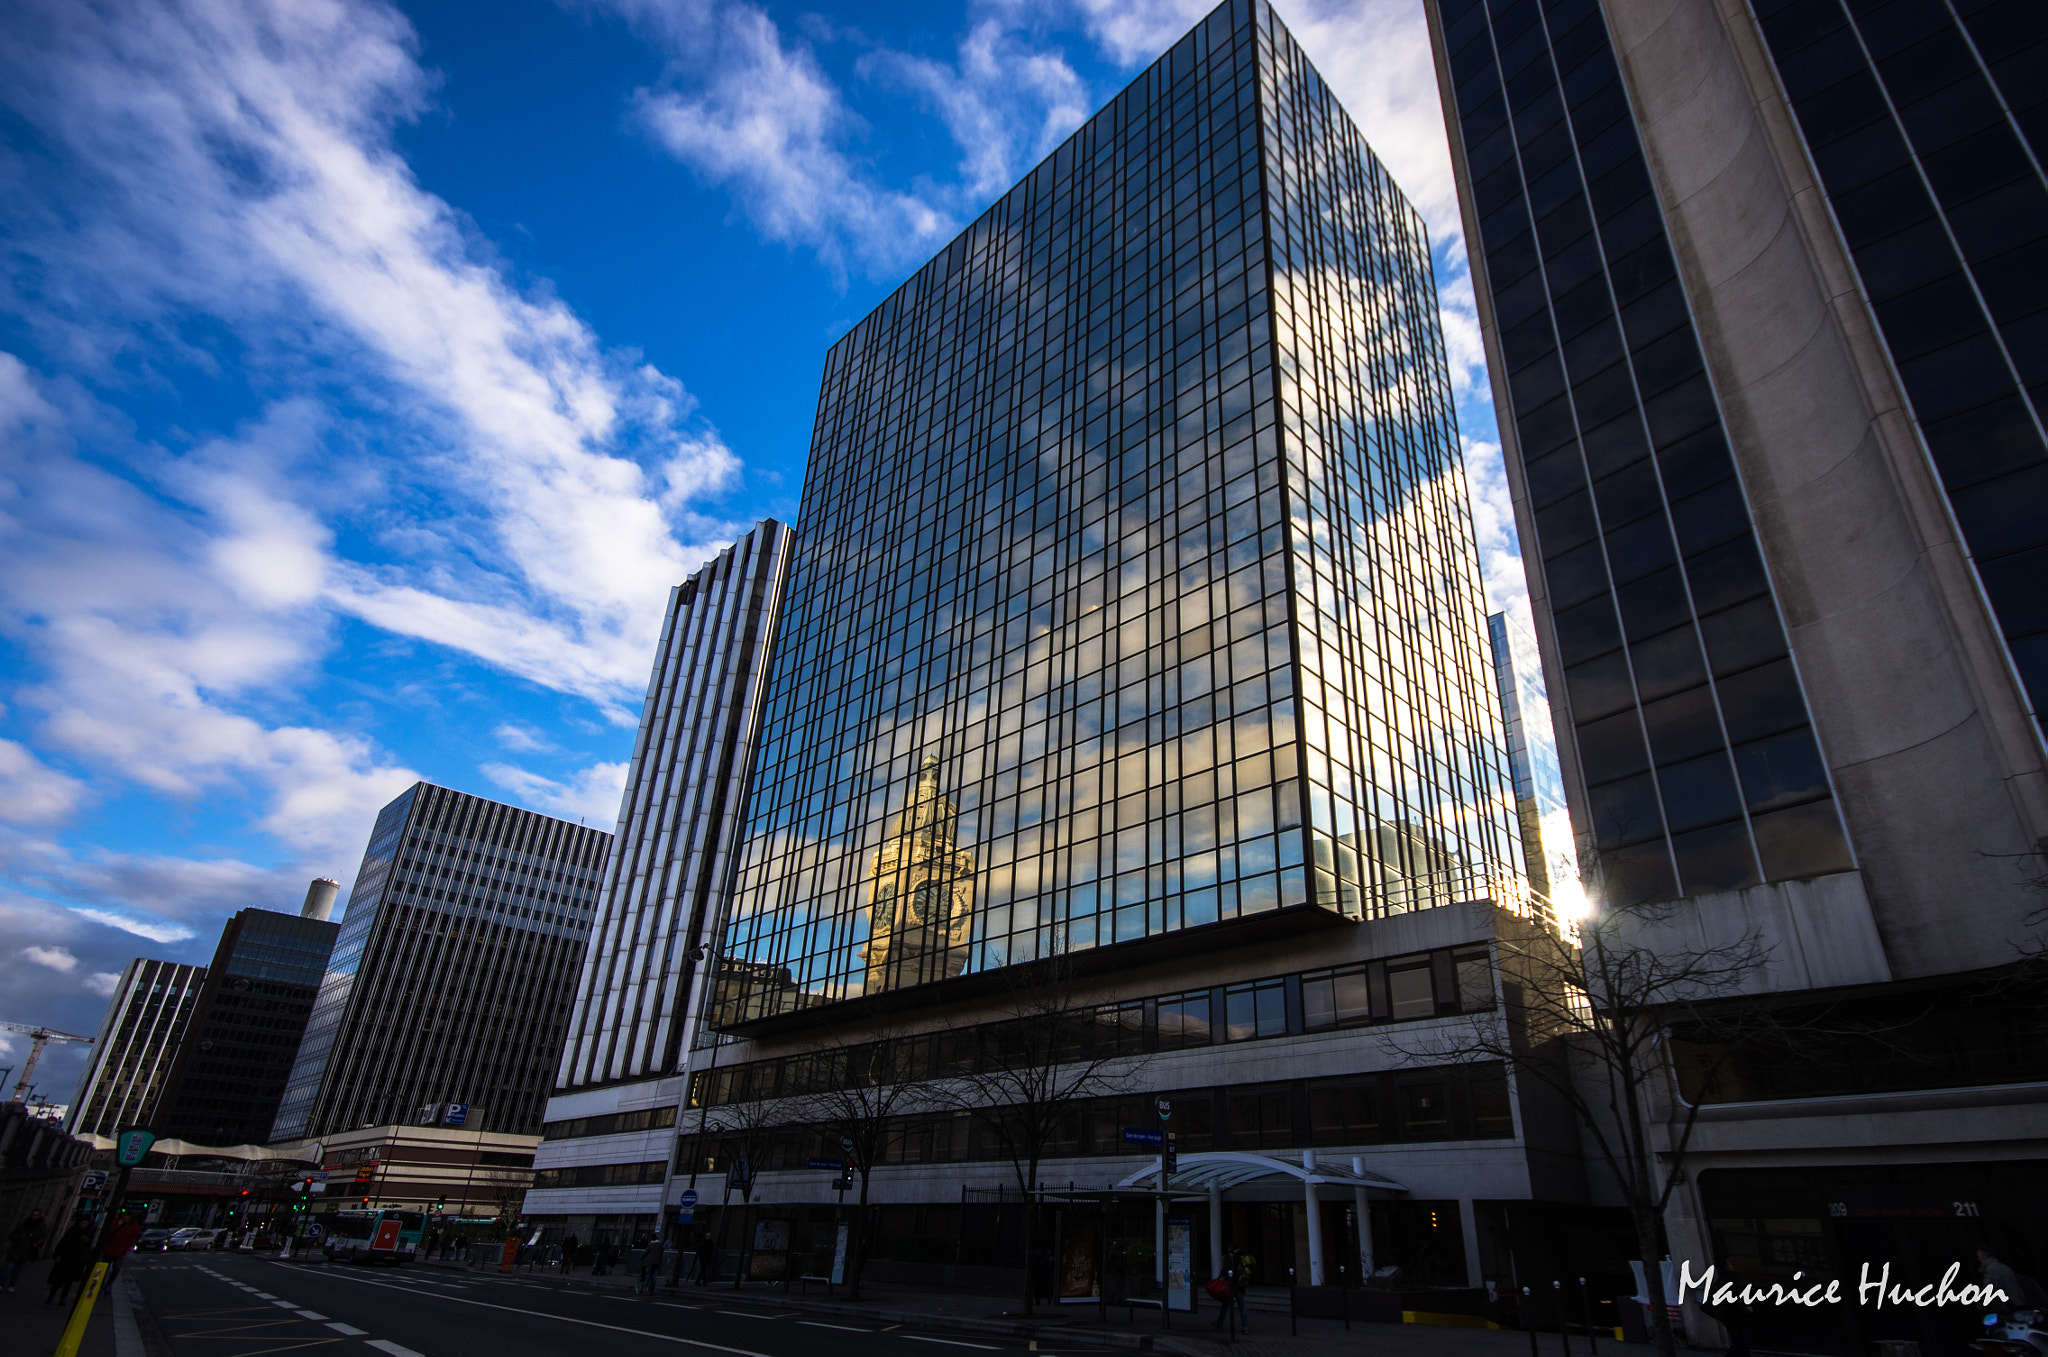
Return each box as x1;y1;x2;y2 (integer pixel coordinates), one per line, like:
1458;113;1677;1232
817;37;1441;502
123;1252;1115;1357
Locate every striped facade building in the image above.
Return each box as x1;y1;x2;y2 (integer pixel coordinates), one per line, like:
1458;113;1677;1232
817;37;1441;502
526;521;790;1240
68;958;207;1139
270;783;610;1142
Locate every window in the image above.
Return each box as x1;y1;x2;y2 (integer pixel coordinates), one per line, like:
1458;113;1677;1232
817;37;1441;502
1387;963;1435;1020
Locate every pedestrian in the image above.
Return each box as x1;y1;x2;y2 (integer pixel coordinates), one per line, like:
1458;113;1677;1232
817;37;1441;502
100;1213;144;1287
1980;1249;2025;1307
696;1235;718;1287
3;1207;48;1292
1209;1244;1251;1334
44;1220;94;1308
638;1237;666;1295
560;1230;579;1273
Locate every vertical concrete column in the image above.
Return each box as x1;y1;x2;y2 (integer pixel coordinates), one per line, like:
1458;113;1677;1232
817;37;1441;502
1459;1199;1483;1288
1209;1186;1224;1278
1351;1157;1374;1278
1302;1150;1325;1286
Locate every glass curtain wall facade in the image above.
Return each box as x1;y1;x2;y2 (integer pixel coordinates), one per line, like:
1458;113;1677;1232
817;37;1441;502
1744;0;2047;743
1436;0;1857;904
153;908;338;1147
555;521;791;1090
67;958;206;1139
271;783;608;1141
717;0;1522;1022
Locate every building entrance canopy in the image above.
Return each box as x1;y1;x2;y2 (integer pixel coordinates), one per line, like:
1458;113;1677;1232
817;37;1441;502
1111;1150;1407;1196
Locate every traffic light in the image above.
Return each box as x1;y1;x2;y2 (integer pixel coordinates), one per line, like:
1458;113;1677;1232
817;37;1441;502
1163;1132;1178;1176
434;1194;447;1210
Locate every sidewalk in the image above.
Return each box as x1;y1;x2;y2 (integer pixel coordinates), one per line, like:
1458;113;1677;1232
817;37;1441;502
0;1255;143;1357
419;1256;1576;1357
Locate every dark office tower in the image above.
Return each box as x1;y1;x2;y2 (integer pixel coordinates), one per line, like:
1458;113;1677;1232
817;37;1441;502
716;0;1525;1025
1487;611;1578;903
526;524;788;1238
1429;0;2048;1334
152;900;339;1147
270;783;609;1142
67;959;206;1139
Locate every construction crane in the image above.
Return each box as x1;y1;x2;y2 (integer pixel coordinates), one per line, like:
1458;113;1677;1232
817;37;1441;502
2;1022;92;1104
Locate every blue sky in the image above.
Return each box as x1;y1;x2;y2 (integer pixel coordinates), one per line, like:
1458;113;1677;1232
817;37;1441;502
0;0;1526;1103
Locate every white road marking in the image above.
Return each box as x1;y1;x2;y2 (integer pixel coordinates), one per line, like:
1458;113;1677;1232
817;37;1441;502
272;1300;300;1308
799;1322;873;1332
366;1342;426;1357
288;1268;776;1357
328;1323;369;1336
904;1338;998;1350
296;1311;328;1320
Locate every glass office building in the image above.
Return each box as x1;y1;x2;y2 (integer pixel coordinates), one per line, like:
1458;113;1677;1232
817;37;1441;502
271;783;608;1141
717;0;1525;1023
153;905;339;1147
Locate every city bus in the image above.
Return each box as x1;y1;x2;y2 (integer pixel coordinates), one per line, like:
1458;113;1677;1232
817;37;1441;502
322;1209;426;1266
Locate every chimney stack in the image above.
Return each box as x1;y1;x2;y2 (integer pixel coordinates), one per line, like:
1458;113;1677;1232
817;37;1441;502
302;877;340;922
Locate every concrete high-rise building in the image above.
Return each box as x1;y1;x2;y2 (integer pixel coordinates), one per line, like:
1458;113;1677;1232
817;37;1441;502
1428;0;2048;1340
152;895;340;1148
271;783;609;1142
620;0;1574;1293
1487;611;1579;904
67;959;206;1139
526;525;789;1239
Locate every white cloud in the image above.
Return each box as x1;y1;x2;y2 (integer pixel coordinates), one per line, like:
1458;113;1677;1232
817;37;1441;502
493;723;557;754
482;760;630;828
69;908;197;944
614;0;953;277
1464;434;1531;634
0;740;89;826
23;944;78;973
83;971;121;997
860;20;1091;202
0;0;755;870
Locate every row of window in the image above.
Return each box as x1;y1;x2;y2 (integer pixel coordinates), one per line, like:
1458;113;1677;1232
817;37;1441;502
541;1105;679;1142
696;943;1492;1108
680;1062;1514;1175
530;1159;667;1191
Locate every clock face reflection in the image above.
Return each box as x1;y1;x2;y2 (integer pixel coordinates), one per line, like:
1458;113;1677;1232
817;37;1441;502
908;883;947;925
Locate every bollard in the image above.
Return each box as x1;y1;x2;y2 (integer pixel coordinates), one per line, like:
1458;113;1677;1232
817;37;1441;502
1580;1277;1599;1355
1555;1280;1572;1357
1340;1264;1350;1331
1526;1287;1540;1357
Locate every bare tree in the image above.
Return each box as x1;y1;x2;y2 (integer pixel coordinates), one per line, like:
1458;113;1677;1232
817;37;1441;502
930;958;1146;1316
789;1015;942;1301
693;1095;784;1274
1393;899;1780;1357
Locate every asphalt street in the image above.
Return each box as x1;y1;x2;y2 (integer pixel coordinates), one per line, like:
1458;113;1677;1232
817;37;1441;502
124;1252;1120;1357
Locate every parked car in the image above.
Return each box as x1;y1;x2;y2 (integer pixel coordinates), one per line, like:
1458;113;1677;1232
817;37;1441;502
168;1227;213;1251
137;1229;173;1252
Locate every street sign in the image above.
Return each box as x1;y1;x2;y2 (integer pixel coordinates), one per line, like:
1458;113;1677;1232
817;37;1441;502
1157;1099;1172;1122
79;1171;106;1195
443;1103;468;1126
675;1208;693;1225
114;1128;156;1167
1121;1127;1163;1146
678;1189;699;1209
807;1157;845;1170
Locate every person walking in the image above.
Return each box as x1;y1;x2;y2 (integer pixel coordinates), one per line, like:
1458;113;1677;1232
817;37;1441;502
1210;1243;1252;1334
560;1231;579;1274
43;1220;94;1308
1981;1249;2025;1307
3;1207;48;1292
696;1235;718;1287
100;1213;145;1286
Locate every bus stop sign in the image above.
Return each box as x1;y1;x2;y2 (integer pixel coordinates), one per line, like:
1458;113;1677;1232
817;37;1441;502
115;1129;156;1167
